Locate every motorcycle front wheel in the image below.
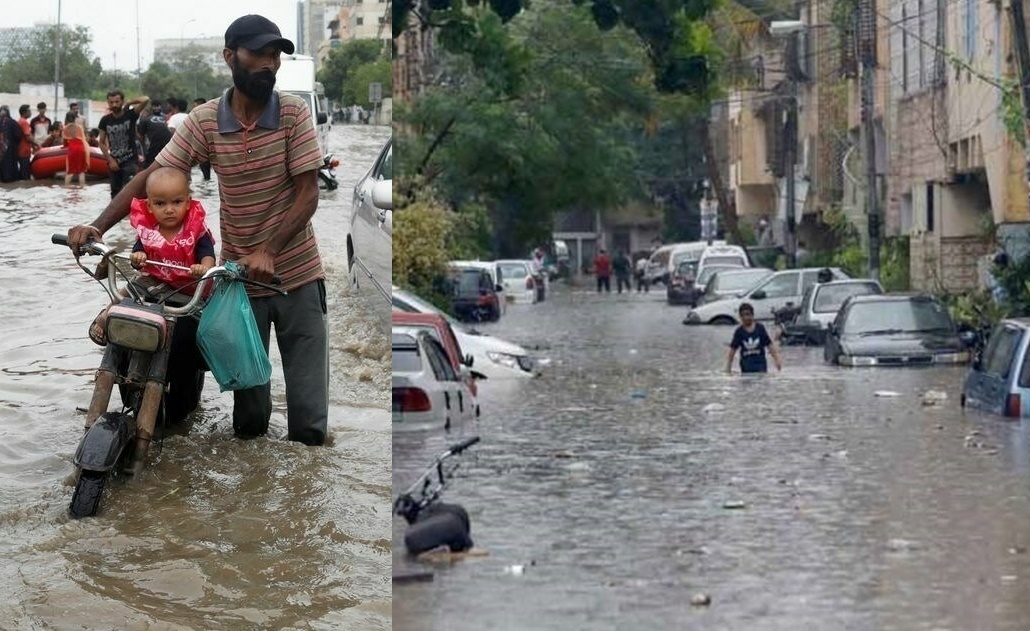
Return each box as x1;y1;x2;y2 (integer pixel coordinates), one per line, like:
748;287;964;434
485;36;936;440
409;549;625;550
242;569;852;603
69;469;107;519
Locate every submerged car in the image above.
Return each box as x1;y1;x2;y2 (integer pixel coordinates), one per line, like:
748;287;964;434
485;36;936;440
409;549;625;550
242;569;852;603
790;279;883;345
823;294;970;366
348;137;392;332
447;266;503;323
685;267;849;325
962;319;1030;417
669;262;746;307
696;268;774;307
392;286;539;379
393;329;478;431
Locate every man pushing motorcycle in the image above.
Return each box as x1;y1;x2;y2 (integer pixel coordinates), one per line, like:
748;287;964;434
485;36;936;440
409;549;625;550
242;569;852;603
66;14;330;446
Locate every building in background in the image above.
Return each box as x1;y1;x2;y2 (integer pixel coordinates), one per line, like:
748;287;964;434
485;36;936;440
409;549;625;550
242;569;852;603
153;37;230;77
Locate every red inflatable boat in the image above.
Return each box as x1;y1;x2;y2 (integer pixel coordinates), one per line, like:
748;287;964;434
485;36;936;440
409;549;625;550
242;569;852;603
30;146;109;179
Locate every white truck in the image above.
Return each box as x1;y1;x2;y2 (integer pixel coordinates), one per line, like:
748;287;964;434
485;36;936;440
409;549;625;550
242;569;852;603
277;54;331;158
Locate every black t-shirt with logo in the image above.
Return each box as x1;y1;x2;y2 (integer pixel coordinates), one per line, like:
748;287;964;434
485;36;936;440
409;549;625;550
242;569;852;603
730;322;772;373
98;108;141;164
138;113;172;149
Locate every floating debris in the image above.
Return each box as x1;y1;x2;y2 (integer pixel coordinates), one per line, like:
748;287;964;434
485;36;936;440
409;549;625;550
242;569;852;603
702;403;725;414
874;391;902;398
722;500;747;510
690;593;712;607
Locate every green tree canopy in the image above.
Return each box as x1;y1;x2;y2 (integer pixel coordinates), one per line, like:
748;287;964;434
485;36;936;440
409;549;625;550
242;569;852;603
0;25;102;95
316;39;386;102
343;58;392;107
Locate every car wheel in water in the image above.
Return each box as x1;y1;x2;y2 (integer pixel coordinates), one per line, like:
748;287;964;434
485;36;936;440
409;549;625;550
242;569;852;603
710;316;735;325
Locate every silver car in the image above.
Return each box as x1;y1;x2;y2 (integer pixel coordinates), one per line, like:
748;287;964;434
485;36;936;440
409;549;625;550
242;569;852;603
393;328;478;431
348;137;392;332
792;279;883;344
684;267;850;325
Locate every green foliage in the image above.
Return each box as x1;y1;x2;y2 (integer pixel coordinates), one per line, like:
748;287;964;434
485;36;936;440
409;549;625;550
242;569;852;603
316;40;385;103
0;25;103;95
343;58;393;107
392;192;455;308
943;289;1007;331
138;57;229;102
398;3;654;256
880;236;910;292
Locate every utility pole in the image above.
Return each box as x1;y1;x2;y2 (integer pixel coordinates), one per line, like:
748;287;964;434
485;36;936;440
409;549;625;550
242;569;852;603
54;0;61;121
785;78;798;268
859;0;880;281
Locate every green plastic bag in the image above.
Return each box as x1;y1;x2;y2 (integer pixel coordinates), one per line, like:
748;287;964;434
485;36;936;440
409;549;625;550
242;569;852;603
196;262;271;391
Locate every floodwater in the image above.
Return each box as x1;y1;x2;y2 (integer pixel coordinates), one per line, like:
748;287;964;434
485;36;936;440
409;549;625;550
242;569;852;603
0;124;392;630
394;284;1030;630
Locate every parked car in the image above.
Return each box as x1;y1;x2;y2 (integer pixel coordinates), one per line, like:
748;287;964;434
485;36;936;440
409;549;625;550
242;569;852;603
790;279;884;345
644;244;679;287
393;329;478;431
447;266;503;323
392;312;483;408
684;267;850;325
696;244;749;270
450;260;507;316
494;259;539;304
962;318;1030;417
667;261;743;306
348;137;392;332
823;294;971;366
392;286;539;379
696;268;774;307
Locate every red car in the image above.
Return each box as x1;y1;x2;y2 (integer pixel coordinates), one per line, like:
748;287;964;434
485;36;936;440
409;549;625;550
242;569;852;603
391;312;482;399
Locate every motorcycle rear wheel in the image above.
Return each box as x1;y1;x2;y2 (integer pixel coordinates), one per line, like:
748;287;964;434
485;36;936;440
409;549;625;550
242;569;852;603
69;469;107;519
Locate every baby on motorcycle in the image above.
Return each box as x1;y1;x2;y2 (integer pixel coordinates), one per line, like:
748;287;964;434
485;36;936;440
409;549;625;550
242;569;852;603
89;167;216;345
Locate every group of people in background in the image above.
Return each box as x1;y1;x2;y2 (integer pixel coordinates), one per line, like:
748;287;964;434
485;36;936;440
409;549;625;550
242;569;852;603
592;249;647;294
0;101;95;184
0;94;211;191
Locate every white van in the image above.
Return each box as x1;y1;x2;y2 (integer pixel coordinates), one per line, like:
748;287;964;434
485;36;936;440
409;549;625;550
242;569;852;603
697;244;749;270
663;241;728;283
277;54;331;157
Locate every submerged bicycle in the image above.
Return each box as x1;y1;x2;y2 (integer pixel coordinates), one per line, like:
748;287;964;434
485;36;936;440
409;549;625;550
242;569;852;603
394;436;480;556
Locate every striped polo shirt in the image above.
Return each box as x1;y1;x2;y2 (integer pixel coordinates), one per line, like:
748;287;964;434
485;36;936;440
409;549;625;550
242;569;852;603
156;88;324;297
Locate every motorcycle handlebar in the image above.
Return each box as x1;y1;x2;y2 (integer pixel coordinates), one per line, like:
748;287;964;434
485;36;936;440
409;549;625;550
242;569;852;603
447;436;480;455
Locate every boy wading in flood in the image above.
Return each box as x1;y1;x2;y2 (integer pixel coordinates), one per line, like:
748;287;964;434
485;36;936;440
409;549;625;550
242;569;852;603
726;302;782;374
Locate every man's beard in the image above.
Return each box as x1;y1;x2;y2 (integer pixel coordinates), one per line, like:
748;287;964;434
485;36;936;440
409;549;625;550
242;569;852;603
232;59;276;102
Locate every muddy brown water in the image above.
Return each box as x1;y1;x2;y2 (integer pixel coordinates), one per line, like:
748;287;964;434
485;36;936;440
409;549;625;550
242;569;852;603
394;286;1030;630
0;125;392;630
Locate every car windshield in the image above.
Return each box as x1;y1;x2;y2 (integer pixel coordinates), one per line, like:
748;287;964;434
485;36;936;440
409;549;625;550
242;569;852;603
393;290;466;330
671;251;699;266
697;264;742;286
392;334;422;372
813;283;881;313
498;263;528;279
842;299;954;335
676;261;697;276
711;270;770;294
452;270;483;294
703;255;746;267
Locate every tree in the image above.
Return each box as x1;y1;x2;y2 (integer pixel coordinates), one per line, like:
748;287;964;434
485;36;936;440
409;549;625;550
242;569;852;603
316;40;385;103
343;59;393;107
0;25;102;95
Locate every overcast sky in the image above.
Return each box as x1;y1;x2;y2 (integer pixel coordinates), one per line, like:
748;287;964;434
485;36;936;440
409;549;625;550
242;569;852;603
6;1;301;72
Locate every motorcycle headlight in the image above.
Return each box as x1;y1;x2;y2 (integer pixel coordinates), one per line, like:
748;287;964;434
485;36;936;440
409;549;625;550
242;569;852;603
105;304;166;352
840;355;877;366
935;351;970;364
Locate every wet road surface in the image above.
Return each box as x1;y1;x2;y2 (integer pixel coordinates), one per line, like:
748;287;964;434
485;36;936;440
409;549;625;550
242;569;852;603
393;283;1030;631
0;124;392;630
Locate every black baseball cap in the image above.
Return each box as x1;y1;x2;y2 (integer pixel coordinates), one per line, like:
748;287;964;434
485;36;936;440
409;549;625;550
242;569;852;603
224;14;295;54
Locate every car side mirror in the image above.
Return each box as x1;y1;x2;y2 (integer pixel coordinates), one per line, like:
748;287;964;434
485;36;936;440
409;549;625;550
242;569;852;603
496;284;504;293
751;289;767;300
317;112;328;125
371;179;392;210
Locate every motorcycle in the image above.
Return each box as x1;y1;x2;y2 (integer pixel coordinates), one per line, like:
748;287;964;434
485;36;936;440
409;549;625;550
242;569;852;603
318;153;339;190
394;436;480;556
52;233;284;518
771;302;806;345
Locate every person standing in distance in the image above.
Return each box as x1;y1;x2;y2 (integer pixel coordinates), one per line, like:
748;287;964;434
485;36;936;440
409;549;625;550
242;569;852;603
726;303;782;374
98;90;150;198
65;14;328;446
